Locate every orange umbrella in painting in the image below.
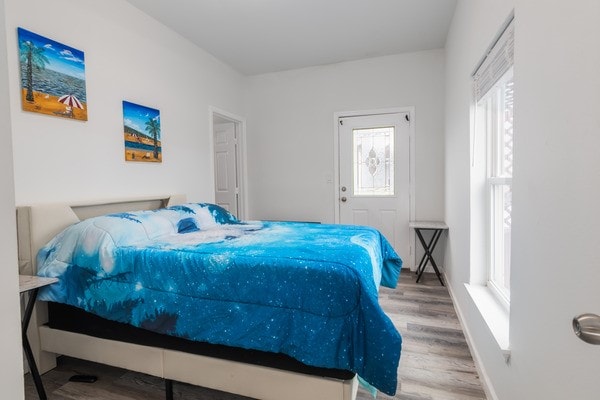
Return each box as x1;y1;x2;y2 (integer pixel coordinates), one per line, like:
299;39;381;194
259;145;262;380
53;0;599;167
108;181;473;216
57;94;83;117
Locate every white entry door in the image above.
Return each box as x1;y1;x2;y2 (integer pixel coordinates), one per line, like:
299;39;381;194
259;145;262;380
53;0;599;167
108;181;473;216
213;121;240;217
338;113;410;259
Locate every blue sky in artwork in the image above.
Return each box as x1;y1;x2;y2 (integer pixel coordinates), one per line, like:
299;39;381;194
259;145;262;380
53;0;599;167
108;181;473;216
123;100;161;138
18;27;85;80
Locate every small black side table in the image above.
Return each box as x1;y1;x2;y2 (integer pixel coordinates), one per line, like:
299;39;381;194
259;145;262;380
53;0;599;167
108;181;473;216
19;275;58;400
409;221;448;286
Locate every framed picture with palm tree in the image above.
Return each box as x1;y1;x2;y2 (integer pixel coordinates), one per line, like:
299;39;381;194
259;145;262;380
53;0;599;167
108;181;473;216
123;101;162;163
17;27;87;121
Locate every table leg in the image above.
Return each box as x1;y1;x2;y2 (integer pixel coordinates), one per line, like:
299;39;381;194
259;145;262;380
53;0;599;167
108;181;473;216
426;230;444;286
414;229;440;276
415;229;445;286
22;288;47;400
415;228;433;281
165;379;174;400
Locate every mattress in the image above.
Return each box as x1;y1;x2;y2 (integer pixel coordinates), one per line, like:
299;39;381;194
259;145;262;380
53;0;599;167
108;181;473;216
47;302;355;380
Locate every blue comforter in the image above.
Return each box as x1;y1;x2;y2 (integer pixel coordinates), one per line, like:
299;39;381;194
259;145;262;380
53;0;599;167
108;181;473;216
36;203;402;395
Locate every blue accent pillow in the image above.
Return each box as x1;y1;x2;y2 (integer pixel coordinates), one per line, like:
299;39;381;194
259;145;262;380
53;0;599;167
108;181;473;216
205;204;239;224
177;217;199;233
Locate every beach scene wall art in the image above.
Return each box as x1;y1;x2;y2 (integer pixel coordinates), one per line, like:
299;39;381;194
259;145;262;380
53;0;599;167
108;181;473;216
123;100;162;163
17;27;87;121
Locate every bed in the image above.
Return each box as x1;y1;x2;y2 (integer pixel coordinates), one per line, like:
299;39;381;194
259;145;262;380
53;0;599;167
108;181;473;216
17;195;402;399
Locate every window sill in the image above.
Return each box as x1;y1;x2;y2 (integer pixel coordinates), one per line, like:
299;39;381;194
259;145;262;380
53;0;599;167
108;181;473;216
465;283;511;362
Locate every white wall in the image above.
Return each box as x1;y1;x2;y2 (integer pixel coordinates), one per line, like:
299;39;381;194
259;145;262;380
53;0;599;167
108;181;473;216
244;50;445;225
5;0;245;205
0;0;25;397
445;1;600;399
444;2;515;398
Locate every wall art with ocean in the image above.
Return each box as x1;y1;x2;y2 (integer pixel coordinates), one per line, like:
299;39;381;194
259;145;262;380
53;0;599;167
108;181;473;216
123;100;162;163
18;27;87;121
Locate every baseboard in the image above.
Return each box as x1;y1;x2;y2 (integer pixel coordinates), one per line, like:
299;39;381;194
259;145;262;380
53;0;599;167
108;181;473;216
442;271;499;400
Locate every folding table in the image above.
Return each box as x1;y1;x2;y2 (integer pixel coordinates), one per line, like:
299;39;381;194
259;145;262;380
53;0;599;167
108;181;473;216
409;221;448;286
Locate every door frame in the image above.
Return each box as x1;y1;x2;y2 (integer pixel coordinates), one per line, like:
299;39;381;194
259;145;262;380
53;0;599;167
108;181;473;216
333;107;416;268
209;106;248;220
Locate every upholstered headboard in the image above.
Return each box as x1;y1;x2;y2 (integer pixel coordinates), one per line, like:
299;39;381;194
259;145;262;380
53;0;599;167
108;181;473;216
16;194;186;276
15;195;186;375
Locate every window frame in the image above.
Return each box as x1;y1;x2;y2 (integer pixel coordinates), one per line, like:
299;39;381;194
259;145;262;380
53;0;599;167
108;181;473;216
478;67;514;308
467;12;514;354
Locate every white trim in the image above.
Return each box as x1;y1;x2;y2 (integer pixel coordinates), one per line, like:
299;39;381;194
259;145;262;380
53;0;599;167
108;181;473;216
443;272;503;400
332;107;416;267
487;278;510;311
208;106;248;220
465;283;510;355
489;177;512;185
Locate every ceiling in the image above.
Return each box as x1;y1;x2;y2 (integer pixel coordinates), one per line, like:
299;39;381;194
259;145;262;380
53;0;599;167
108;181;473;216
125;0;457;76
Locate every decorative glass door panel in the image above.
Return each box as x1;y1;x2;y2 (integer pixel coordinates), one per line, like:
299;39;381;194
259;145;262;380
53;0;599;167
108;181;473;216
353;126;395;196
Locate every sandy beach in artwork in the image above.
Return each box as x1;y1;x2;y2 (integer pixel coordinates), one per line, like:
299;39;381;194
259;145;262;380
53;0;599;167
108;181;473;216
124;132;162;162
21;89;88;121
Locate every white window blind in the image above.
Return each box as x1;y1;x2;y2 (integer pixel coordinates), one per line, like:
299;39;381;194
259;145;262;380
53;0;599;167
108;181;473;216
473;18;514;101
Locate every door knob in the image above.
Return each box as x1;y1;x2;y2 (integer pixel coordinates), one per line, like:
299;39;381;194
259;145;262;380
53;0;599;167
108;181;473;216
573;313;600;344
341;197;347;202
341;186;347;192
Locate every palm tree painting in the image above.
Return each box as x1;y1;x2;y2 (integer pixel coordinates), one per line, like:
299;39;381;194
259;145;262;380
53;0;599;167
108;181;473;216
145;117;161;159
17;27;88;121
20;39;49;102
123;101;162;163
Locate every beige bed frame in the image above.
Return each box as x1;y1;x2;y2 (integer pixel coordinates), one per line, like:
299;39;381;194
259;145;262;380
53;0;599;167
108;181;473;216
16;195;358;400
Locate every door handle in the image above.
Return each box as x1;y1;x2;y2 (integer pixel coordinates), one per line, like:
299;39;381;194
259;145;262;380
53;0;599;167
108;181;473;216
573;313;600;344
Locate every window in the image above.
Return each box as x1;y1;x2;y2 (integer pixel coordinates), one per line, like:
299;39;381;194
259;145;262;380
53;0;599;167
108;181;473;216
352;126;395;196
478;70;513;302
473;18;514;305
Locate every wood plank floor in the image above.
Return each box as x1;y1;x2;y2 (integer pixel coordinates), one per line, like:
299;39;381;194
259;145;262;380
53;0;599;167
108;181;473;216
24;270;486;400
